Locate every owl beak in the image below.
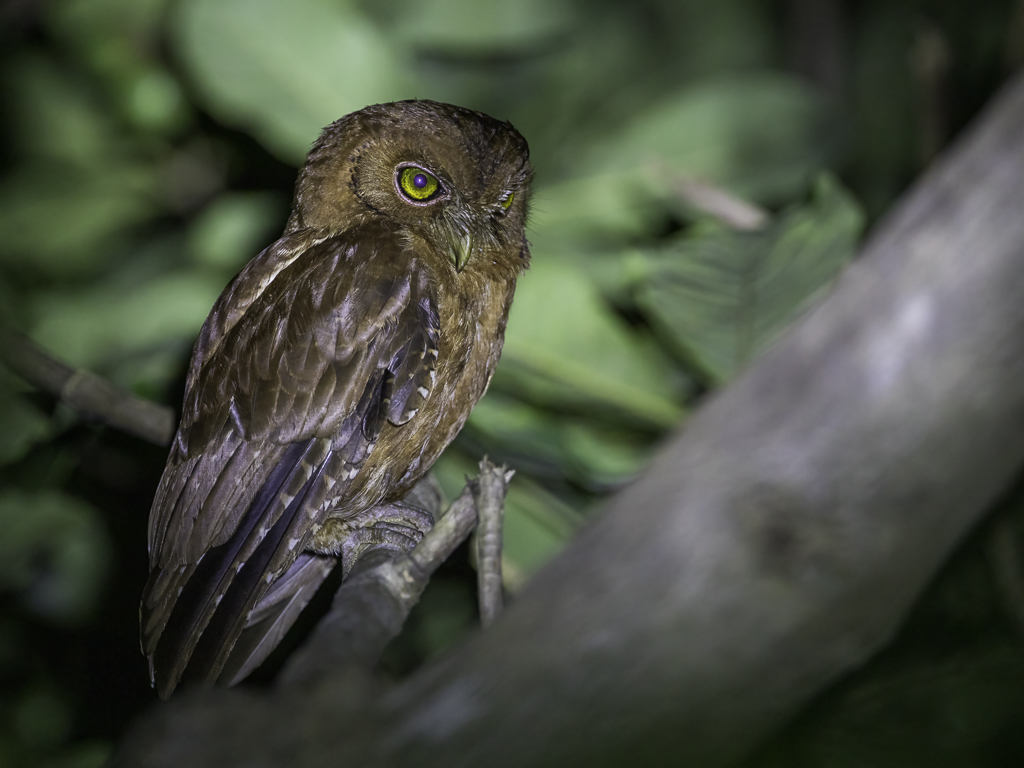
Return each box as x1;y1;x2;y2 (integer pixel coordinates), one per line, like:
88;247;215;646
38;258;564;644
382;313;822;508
451;232;473;273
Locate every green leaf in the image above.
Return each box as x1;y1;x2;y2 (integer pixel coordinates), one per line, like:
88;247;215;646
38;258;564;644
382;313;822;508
462;395;566;468
528;176;665;249
495;259;685;428
500;478;582;591
50;0;171;52
530;74;837;247
466;394;657;489
3;55;122;168
647;0;775;79
30;269;227;386
383;0;574;53
173;0;411;162
0;166;158;277
0;57;169;277
558;419;657;489
0;490;110;623
49;0;189;135
188;192;284;270
635;174;864;384
593;73;835;202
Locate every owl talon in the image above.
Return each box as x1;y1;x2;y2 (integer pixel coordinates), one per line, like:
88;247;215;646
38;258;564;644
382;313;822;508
336;504;435;577
310;496;435;578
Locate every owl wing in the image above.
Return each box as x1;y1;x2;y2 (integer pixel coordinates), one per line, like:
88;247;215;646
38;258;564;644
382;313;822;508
141;225;440;698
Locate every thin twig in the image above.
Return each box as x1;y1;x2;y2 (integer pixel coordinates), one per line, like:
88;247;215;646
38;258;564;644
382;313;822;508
474;459;511;627
406;486;480;574
673;178;770;231
1;329;175;446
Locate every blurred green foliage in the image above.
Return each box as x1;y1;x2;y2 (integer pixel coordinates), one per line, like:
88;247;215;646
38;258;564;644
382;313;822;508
635;173;863;383
0;0;1022;764
0;490;109;624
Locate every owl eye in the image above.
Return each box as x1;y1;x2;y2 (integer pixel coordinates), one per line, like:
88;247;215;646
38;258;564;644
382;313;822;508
397;166;441;203
500;192;514;212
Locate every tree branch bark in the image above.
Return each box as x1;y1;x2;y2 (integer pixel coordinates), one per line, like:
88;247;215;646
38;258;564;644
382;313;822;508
114;73;1024;767
0;330;175;446
474;462;510;627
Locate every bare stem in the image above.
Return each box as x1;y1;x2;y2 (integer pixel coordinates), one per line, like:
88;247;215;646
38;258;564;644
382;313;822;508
1;329;175;446
474;460;510;627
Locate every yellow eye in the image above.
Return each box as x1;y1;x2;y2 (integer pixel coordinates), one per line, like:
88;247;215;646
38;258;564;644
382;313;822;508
501;192;514;211
398;167;440;202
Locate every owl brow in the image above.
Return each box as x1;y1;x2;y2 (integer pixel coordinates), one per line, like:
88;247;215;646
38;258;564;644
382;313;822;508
454;124;502;189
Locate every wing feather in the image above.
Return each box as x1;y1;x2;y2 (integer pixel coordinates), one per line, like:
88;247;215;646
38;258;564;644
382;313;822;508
143;225;441;697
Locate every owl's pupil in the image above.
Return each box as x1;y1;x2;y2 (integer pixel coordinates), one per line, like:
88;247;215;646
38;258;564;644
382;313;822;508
397;167;439;202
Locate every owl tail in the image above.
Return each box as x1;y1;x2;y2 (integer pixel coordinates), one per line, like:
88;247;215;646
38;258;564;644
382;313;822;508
145;438;332;699
217;551;336;687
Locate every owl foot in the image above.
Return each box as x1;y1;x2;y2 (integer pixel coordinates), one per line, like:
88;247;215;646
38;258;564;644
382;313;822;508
313;502;433;577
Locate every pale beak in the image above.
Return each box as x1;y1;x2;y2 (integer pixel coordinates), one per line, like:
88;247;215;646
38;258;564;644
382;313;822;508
451;231;473;273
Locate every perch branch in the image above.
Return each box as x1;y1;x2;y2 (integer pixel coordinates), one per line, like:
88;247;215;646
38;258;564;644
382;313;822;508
474;461;511;627
277;460;511;687
278;478;483;687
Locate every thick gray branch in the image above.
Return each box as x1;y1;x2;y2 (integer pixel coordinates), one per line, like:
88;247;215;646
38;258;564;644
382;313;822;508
114;74;1024;767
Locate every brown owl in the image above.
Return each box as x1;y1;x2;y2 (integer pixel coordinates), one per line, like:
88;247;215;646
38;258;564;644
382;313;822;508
141;100;532;699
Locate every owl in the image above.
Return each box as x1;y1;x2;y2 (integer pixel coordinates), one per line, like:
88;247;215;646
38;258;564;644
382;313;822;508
141;100;532;699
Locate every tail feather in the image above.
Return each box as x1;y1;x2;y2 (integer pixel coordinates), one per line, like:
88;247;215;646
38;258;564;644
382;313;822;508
146;439;319;698
180;455;324;688
218;553;336;687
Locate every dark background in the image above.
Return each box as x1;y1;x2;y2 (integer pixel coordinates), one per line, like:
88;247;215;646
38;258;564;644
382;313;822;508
1;0;1022;765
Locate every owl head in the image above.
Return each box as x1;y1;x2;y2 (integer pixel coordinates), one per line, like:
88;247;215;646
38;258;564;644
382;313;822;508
285;100;533;275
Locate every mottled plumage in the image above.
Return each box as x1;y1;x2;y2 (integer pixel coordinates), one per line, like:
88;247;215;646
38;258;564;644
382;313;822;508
141;100;532;698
